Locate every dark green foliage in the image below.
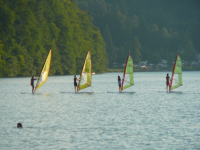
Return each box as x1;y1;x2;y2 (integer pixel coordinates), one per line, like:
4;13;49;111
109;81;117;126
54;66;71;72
182;40;195;65
0;0;108;77
125;36;141;64
148;54;162;67
76;0;200;65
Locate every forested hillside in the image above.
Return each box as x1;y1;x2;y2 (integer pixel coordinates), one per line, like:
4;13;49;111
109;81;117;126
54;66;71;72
0;0;108;77
76;0;200;67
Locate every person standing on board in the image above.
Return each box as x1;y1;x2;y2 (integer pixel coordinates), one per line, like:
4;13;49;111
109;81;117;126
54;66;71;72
118;76;122;92
30;76;37;93
74;75;79;93
166;73;171;92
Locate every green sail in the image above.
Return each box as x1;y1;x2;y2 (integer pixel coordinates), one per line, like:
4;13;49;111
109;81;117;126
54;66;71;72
170;54;182;90
122;54;134;90
77;50;92;91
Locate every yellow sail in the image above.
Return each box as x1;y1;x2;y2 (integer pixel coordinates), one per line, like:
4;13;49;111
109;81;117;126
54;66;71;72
34;49;52;93
77;50;92;91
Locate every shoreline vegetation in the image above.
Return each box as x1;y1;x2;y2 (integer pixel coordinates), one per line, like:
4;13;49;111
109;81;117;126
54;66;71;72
0;67;199;78
0;1;199;77
107;67;200;73
0;0;108;77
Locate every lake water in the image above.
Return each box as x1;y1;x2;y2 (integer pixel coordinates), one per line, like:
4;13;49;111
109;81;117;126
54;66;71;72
0;71;200;149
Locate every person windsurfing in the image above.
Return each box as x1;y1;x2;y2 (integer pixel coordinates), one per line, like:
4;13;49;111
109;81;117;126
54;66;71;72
118;76;122;92
166;73;171;92
30;76;37;93
74;75;79;93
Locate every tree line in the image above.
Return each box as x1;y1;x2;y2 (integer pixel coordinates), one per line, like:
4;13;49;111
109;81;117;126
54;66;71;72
76;0;200;67
0;0;108;77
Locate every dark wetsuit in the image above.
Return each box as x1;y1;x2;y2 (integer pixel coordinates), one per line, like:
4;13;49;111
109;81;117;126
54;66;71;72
31;77;37;93
31;77;37;88
118;78;121;87
74;77;77;86
166;75;170;87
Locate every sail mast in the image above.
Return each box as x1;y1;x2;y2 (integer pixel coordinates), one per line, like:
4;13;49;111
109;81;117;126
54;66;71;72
170;54;178;90
122;54;130;90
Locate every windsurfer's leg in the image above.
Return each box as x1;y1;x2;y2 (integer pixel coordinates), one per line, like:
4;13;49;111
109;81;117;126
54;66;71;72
32;85;34;93
74;82;77;93
76;85;78;93
166;81;168;92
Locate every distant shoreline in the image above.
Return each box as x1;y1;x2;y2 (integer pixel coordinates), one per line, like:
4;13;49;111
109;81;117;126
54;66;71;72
107;67;200;72
0;68;199;78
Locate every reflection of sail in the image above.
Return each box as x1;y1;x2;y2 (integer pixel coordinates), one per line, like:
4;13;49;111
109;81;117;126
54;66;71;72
77;50;92;91
170;54;183;91
122;54;134;90
34;49;52;93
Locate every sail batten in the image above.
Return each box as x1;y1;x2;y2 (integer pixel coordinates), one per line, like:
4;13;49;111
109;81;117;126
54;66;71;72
122;54;134;90
34;49;52;93
170;54;182;91
77;50;92;91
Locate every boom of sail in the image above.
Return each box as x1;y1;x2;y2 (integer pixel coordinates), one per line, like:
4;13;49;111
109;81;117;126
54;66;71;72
34;49;52;93
77;50;92;91
170;54;183;91
122;54;134;90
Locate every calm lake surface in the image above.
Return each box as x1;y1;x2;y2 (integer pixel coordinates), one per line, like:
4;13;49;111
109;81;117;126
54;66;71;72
0;71;200;149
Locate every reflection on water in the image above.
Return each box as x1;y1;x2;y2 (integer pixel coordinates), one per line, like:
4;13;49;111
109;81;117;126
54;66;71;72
35;93;52;97
0;71;200;149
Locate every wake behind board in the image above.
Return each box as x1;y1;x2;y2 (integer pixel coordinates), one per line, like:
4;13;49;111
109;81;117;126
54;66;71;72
21;93;33;94
60;92;95;94
107;91;136;94
21;93;51;96
158;91;182;93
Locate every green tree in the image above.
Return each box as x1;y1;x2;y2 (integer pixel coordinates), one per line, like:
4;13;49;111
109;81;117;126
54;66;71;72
0;38;6;77
148;54;162;68
103;25;117;66
76;0;200;68
183;40;195;64
126;36;141;64
0;0;108;77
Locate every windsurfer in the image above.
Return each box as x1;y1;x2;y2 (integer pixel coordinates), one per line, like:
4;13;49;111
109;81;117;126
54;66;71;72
166;73;171;92
30;76;37;93
118;76;122;92
74;75;79;93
